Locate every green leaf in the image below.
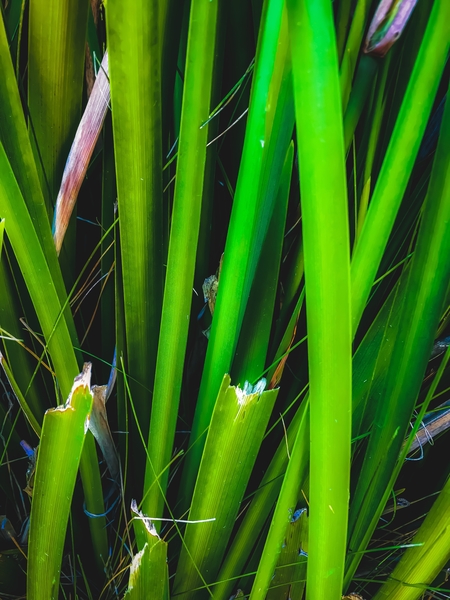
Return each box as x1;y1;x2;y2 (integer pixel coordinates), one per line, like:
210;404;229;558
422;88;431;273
27;364;93;600
343;55;379;153
249;400;311;600
28;0;89;204
266;290;304;388
124;532;169;600
372;472;450;600
2;0;25;72
105;0;166;476
181;0;285;514
0;15;68;299
232;142;294;384
173;374;278;598
0;256;48;421
346;79;450;585
339;0;375;111
214;398;310;600
0;142;78;396
0;218;4;255
282;1;352;600
351;0;450;333
0;141;107;566
142;0;220;526
266;508;308;600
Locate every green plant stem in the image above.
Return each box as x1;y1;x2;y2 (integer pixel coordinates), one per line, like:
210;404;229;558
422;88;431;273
180;0;285;513
250;1;352;599
142;0;220;528
106;0;166;482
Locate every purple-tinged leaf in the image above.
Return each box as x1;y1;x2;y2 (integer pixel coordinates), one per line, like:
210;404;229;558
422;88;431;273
364;0;418;57
53;51;110;254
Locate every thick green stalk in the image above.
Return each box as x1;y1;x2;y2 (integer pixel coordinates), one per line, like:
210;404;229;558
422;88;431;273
351;0;450;335
105;0;166;476
27;365;93;600
142;0;220;524
250;2;352;599
290;0;351;597
173;376;278;599
214;398;309;600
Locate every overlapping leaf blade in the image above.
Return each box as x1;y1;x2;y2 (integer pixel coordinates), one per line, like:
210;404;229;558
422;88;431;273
174;375;278;599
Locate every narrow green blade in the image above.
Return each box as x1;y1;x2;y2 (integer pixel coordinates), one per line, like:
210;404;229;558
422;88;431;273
0;352;41;436
232;142;293;384
266;508;308;600
182;0;285;512
142;0;220;524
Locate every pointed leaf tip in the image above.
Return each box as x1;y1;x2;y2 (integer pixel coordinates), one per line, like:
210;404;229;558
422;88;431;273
364;0;419;57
